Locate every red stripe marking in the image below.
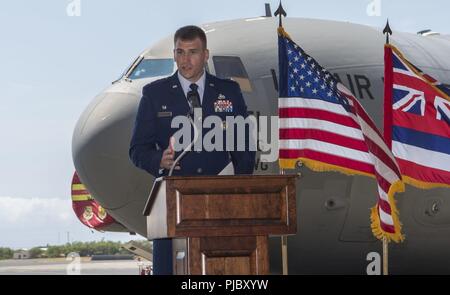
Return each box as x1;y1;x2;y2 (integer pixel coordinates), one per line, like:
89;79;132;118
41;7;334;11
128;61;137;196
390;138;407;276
378;198;392;215
363;135;401;179
396;158;450;185
393;110;450;138
374;172;392;194
345;98;401;178
279;128;369;152
279;108;359;129
393;72;433;92
380;220;396;233
373;173;394;217
340;91;386;142
72;172;81;184
71;190;90;195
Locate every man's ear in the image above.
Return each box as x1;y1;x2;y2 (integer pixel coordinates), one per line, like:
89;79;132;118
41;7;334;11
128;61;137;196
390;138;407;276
204;49;210;63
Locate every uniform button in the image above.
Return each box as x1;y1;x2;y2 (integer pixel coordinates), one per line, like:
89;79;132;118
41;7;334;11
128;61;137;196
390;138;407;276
197;168;202;173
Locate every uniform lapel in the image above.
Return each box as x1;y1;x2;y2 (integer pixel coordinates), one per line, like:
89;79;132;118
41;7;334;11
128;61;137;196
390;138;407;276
203;72;218;114
168;71;190;114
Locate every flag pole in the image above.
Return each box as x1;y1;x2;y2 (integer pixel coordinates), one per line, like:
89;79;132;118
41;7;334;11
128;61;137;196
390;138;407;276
275;1;288;275
280;169;289;275
382;19;393;276
383;237;389;275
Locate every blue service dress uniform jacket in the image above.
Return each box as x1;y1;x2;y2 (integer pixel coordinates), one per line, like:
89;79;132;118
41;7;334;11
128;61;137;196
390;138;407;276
129;71;255;275
129;71;255;177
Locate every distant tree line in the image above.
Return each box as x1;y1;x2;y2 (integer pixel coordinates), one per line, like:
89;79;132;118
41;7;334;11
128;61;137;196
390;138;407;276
0;248;14;260
0;240;146;260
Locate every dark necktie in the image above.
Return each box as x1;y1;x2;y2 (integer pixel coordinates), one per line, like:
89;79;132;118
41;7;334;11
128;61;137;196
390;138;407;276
187;83;201;116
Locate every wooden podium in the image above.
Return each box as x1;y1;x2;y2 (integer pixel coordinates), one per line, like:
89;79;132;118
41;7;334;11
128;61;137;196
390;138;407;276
143;175;297;275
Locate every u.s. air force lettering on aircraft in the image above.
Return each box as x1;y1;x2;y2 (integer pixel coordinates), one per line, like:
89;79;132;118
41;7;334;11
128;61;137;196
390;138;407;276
333;73;375;100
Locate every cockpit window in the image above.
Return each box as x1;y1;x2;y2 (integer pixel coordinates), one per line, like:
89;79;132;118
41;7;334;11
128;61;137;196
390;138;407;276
213;56;248;79
128;59;174;80
212;56;253;92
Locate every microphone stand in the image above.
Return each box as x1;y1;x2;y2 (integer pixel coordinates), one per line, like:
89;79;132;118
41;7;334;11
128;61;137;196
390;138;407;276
168;111;200;176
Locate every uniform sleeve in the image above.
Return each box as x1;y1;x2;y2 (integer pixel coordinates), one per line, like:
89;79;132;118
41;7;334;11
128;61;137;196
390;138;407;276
129;89;163;177
229;82;256;174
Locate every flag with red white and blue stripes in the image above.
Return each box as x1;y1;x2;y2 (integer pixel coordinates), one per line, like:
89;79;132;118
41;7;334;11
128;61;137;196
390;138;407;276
277;27;405;242
384;44;450;189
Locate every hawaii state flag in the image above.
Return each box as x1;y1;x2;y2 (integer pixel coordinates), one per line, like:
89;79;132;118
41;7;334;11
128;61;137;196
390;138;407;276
384;44;450;189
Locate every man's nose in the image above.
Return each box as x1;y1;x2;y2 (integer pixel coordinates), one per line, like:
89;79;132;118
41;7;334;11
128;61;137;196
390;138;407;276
181;54;191;63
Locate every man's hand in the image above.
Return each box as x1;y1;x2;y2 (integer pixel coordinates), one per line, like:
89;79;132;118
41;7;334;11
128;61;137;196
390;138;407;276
160;137;181;170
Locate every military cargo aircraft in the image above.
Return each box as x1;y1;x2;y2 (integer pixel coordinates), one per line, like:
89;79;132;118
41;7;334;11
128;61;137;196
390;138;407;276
72;14;450;274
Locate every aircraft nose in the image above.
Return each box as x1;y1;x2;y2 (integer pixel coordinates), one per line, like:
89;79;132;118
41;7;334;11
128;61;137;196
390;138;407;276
72;90;153;212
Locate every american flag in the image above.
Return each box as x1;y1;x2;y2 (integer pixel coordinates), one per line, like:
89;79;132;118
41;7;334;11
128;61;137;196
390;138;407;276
384;44;450;189
277;27;405;242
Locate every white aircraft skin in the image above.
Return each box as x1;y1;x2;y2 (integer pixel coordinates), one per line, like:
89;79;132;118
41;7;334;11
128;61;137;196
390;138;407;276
72;17;450;274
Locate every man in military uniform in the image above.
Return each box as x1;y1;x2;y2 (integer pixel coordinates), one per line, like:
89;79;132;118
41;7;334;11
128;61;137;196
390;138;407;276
129;25;255;274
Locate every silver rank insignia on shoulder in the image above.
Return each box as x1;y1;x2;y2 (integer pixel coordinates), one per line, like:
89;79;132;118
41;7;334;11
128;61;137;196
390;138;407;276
209;83;215;87
172;85;178;89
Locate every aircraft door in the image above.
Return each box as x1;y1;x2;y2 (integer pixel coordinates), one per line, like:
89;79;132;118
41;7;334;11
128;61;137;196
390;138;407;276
211;56;276;174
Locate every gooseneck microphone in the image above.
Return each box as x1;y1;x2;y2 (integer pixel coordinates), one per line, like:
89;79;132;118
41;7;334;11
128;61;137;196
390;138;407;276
168;83;202;176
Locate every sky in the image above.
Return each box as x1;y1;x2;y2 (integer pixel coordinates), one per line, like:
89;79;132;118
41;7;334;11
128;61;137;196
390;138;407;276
0;0;448;249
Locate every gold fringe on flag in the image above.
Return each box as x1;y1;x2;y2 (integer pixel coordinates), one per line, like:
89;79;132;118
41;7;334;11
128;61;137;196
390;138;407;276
280;157;405;243
370;180;405;243
277;27;292;40
402;176;450;190
279;158;375;179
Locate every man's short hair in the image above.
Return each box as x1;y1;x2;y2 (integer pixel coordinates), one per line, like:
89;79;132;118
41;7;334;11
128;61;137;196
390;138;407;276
174;25;207;49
